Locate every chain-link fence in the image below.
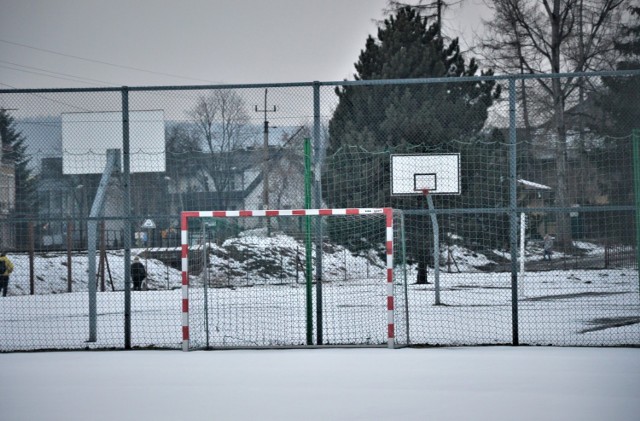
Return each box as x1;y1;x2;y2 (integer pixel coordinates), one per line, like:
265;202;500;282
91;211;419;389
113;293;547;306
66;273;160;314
0;70;638;351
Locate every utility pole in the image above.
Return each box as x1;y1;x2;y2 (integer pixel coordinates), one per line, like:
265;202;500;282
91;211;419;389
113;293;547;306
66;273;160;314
255;88;277;211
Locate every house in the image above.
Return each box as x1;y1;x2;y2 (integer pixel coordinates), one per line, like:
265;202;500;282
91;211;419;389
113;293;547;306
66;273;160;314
37;158;69;248
508;92;624;207
491;93;625;241
33;137;309;249
166;143;308;237
167;135;308;214
37;157;127;249
517;178;553;238
0;134;16;250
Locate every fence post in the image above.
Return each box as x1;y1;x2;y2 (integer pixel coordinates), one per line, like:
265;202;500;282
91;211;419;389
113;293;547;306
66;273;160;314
633;129;640;296
67;220;73;292
508;77;520;346
313;81;324;345
28;221;34;295
100;220;106;292
304;137;313;345
122;86;132;350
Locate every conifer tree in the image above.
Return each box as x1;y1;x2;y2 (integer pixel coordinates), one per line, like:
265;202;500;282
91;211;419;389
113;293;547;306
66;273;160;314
323;6;500;283
0;109;37;249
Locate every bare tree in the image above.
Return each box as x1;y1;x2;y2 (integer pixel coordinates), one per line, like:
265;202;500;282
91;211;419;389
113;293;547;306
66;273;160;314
269;126;309;209
188;90;254;208
480;0;626;249
384;0;461;39
165;123;202;213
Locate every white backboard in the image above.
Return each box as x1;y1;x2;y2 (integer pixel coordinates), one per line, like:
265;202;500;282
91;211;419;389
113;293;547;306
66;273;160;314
391;153;460;195
62;110;165;174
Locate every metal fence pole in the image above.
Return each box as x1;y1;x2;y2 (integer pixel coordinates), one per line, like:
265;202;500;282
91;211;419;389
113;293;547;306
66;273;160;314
304;138;313;345
508;77;519;346
122;87;132;350
633;129;640;297
399;211;411;345
313;81;324;345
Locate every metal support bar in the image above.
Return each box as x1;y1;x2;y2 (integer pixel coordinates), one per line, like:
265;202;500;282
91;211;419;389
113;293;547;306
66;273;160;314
426;195;441;305
87;148;120;342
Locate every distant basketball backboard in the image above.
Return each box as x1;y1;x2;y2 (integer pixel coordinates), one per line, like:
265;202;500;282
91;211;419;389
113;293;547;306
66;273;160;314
62;110;165;175
391;153;460;195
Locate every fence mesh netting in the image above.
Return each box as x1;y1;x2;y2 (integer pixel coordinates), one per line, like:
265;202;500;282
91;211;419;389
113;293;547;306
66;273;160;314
0;72;638;351
184;210;408;349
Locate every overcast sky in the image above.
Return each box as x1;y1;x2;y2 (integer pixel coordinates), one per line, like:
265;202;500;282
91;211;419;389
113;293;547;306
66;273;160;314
0;0;492;89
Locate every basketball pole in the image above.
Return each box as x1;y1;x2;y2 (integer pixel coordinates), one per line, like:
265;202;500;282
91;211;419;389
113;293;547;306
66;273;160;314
423;189;441;305
391;154;460;306
87;149;120;342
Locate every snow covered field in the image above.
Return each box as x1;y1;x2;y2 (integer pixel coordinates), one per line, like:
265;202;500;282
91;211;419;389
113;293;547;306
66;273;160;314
1;245;638;351
1;347;639;421
1;237;638;420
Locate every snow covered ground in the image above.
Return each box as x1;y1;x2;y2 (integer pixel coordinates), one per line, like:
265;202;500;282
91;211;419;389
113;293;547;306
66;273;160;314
1;235;638;420
1;347;639;421
0;235;638;351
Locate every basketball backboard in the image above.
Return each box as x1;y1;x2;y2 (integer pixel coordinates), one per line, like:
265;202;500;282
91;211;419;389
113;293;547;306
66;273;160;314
62;110;165;175
391;153;460;195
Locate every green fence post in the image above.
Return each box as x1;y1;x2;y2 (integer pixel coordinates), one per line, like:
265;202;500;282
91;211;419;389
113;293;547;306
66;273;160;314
304;138;313;345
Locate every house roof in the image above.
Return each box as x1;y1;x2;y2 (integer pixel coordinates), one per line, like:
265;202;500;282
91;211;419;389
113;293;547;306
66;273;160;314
517;179;551;190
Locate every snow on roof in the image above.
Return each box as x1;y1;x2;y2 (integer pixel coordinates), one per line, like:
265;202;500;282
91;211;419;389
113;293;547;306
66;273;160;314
517;178;552;190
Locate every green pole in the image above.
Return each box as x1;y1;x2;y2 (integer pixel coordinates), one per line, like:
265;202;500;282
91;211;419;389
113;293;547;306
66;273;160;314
400;211;410;345
304;138;313;345
633;129;640;294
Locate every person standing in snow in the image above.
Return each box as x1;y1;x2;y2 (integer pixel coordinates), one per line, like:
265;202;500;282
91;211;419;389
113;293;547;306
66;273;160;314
0;251;15;297
543;234;554;261
130;256;147;291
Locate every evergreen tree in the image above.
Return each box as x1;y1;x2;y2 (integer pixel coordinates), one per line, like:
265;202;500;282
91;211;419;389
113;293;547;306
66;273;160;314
0;109;37;249
329;7;497;156
323;6;500;283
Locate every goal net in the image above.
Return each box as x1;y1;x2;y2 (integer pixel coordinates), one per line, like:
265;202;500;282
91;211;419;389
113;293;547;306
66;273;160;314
180;208;408;350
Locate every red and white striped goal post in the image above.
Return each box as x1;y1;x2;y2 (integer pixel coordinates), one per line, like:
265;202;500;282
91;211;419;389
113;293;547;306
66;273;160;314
180;207;396;350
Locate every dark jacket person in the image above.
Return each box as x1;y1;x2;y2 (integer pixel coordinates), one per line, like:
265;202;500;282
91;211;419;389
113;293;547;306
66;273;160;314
131;256;147;291
0;252;14;297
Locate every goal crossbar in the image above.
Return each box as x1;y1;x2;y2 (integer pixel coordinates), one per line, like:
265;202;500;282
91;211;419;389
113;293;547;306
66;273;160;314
180;207;395;350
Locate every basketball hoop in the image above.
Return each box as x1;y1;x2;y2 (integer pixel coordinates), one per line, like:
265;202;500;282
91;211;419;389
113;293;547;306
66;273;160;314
421;188;430;197
390;154;460;196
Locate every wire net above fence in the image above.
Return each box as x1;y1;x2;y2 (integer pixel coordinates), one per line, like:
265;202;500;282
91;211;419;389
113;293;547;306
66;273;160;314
0;71;638;351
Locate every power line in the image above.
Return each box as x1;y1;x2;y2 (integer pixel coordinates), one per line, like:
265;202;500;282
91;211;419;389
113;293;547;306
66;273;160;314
0;38;224;85
0;81;90;112
0;61;117;87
